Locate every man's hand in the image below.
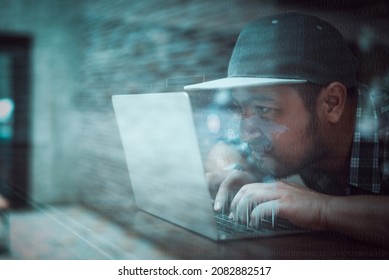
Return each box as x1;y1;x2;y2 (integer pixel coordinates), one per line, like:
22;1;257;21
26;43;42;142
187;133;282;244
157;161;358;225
206;170;257;213
229;181;331;230
228;181;389;249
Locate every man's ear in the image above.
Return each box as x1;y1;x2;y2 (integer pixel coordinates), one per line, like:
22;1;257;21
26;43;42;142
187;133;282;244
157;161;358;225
319;82;348;124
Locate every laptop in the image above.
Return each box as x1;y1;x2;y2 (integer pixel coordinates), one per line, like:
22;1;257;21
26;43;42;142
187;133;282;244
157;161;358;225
112;92;304;240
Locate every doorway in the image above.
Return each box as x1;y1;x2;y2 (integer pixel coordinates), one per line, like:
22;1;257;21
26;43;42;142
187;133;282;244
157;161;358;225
0;33;32;208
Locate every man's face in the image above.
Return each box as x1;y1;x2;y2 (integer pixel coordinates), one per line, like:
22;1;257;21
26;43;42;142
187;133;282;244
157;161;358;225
232;85;326;178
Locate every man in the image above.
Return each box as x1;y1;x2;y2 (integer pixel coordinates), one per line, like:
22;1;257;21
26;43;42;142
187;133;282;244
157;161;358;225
184;12;389;248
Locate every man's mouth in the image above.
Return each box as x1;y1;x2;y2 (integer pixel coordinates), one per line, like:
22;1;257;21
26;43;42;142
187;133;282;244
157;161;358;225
248;142;273;159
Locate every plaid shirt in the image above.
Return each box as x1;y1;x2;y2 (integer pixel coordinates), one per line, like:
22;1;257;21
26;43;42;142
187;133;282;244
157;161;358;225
349;86;389;195
349;87;379;193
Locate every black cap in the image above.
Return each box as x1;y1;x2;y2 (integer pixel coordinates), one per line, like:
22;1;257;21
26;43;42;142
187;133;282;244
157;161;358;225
185;12;359;91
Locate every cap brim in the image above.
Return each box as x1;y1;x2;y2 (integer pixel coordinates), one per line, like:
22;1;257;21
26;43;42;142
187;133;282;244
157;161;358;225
184;77;307;91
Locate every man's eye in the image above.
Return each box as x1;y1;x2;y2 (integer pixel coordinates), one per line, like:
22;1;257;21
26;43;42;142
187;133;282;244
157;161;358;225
254;106;272;115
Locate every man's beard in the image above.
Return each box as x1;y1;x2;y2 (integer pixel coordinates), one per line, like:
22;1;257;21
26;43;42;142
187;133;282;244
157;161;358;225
249;138;277;179
252;113;327;180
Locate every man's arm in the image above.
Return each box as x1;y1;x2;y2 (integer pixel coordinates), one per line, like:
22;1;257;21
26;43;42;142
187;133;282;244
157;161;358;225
205;142;389;248
324;194;389;248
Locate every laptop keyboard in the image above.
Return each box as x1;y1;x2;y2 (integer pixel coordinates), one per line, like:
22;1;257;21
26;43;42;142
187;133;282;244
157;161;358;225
214;213;296;235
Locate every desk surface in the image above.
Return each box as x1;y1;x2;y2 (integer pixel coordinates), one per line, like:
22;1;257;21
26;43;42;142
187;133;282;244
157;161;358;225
127;211;389;260
6;205;389;260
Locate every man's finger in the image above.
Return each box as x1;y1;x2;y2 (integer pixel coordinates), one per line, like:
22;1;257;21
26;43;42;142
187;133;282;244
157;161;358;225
231;182;278;214
250;200;280;228
213;170;258;212
214;184;234;212
214;170;243;212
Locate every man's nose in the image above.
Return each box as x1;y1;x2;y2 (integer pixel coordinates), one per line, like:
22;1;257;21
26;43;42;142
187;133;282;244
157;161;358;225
240;115;263;143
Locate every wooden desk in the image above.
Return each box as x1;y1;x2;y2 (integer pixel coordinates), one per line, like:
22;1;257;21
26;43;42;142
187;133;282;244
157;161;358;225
128;211;389;260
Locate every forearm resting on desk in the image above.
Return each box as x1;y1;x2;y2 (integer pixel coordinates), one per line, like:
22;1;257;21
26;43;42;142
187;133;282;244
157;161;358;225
324;195;389;249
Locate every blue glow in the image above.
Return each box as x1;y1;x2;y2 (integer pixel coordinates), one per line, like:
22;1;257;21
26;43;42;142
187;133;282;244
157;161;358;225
0;98;14;122
206;113;220;133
